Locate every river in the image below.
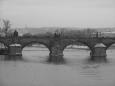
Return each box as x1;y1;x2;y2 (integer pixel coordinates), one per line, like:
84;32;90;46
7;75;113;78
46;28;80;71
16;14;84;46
0;47;115;86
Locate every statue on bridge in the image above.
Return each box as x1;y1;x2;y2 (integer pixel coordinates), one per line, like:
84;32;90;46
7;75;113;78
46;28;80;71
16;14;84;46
11;30;19;43
54;32;61;39
13;30;18;37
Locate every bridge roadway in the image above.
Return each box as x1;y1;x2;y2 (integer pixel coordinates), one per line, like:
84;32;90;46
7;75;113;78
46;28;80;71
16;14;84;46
0;35;115;63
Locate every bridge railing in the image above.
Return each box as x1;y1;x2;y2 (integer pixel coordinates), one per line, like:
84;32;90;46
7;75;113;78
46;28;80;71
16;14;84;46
1;34;115;40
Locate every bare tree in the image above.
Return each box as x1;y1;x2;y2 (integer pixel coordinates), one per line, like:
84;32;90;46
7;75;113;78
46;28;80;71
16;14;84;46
2;19;11;35
0;27;1;32
0;19;2;32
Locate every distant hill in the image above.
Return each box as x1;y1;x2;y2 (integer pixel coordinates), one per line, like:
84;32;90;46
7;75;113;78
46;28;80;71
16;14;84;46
14;27;115;35
92;28;115;32
16;27;58;35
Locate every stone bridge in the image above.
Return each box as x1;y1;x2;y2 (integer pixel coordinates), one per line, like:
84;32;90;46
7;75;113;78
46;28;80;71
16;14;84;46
0;31;115;63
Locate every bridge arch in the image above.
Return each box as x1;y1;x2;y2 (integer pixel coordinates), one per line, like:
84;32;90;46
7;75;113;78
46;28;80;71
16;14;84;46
62;43;90;63
105;42;115;61
21;41;50;51
105;42;115;50
62;41;91;53
22;41;50;61
62;40;92;51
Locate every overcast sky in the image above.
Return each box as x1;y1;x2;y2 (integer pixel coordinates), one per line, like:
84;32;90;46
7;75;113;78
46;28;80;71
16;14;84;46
0;0;115;28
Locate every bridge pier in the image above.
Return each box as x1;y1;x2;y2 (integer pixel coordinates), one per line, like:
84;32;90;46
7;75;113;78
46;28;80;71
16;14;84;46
90;43;107;62
48;46;64;64
5;44;22;60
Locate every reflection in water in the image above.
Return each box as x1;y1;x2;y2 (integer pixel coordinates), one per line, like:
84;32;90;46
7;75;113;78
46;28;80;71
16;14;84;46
0;47;115;86
22;47;49;63
0;55;22;61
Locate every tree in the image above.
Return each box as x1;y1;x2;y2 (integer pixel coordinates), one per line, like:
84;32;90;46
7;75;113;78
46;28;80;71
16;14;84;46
0;19;2;32
0;27;1;32
2;19;11;35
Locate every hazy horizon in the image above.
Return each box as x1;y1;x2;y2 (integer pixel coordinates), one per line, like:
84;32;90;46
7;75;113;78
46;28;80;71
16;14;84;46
0;0;115;28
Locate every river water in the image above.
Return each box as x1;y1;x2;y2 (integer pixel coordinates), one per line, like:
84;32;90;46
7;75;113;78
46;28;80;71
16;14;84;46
0;47;115;86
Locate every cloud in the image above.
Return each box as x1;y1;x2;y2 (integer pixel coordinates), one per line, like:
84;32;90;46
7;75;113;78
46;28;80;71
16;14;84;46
1;0;115;8
0;0;115;28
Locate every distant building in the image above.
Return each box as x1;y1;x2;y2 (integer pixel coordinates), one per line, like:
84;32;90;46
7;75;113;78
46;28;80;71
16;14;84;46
101;32;115;37
92;32;115;37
